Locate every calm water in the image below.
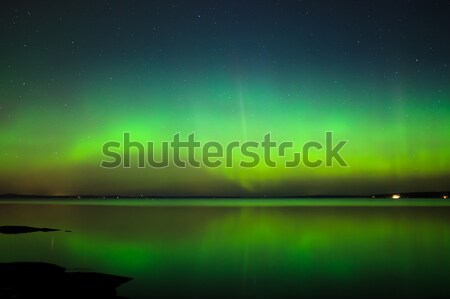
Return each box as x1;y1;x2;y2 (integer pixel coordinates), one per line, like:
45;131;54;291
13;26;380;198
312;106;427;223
1;199;450;298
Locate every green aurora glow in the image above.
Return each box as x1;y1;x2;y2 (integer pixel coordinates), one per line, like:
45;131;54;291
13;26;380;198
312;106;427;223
1;1;449;195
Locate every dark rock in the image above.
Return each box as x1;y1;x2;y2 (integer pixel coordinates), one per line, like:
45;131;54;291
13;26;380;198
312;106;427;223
0;226;60;234
0;262;131;298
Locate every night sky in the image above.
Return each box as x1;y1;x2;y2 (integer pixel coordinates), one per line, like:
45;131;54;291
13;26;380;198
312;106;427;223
1;1;449;196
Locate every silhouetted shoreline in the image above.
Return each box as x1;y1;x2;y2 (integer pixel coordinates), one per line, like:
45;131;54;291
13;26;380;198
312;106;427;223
0;191;448;199
0;262;131;299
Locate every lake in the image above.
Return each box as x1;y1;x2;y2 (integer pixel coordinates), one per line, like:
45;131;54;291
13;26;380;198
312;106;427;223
1;198;450;298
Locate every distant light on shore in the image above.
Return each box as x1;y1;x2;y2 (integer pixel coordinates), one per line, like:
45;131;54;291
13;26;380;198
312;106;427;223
392;194;401;199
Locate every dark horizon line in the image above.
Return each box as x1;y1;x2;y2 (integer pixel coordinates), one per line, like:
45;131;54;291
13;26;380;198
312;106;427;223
0;191;449;199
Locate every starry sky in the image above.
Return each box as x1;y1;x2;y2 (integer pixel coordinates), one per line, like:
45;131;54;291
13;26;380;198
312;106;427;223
0;0;449;196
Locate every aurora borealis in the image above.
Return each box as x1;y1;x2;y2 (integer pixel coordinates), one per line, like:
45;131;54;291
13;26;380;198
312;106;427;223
1;1;449;196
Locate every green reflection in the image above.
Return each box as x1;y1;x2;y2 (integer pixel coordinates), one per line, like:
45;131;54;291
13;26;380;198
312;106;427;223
1;200;450;298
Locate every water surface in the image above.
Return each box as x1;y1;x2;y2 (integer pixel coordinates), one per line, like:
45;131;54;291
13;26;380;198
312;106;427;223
1;198;450;298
